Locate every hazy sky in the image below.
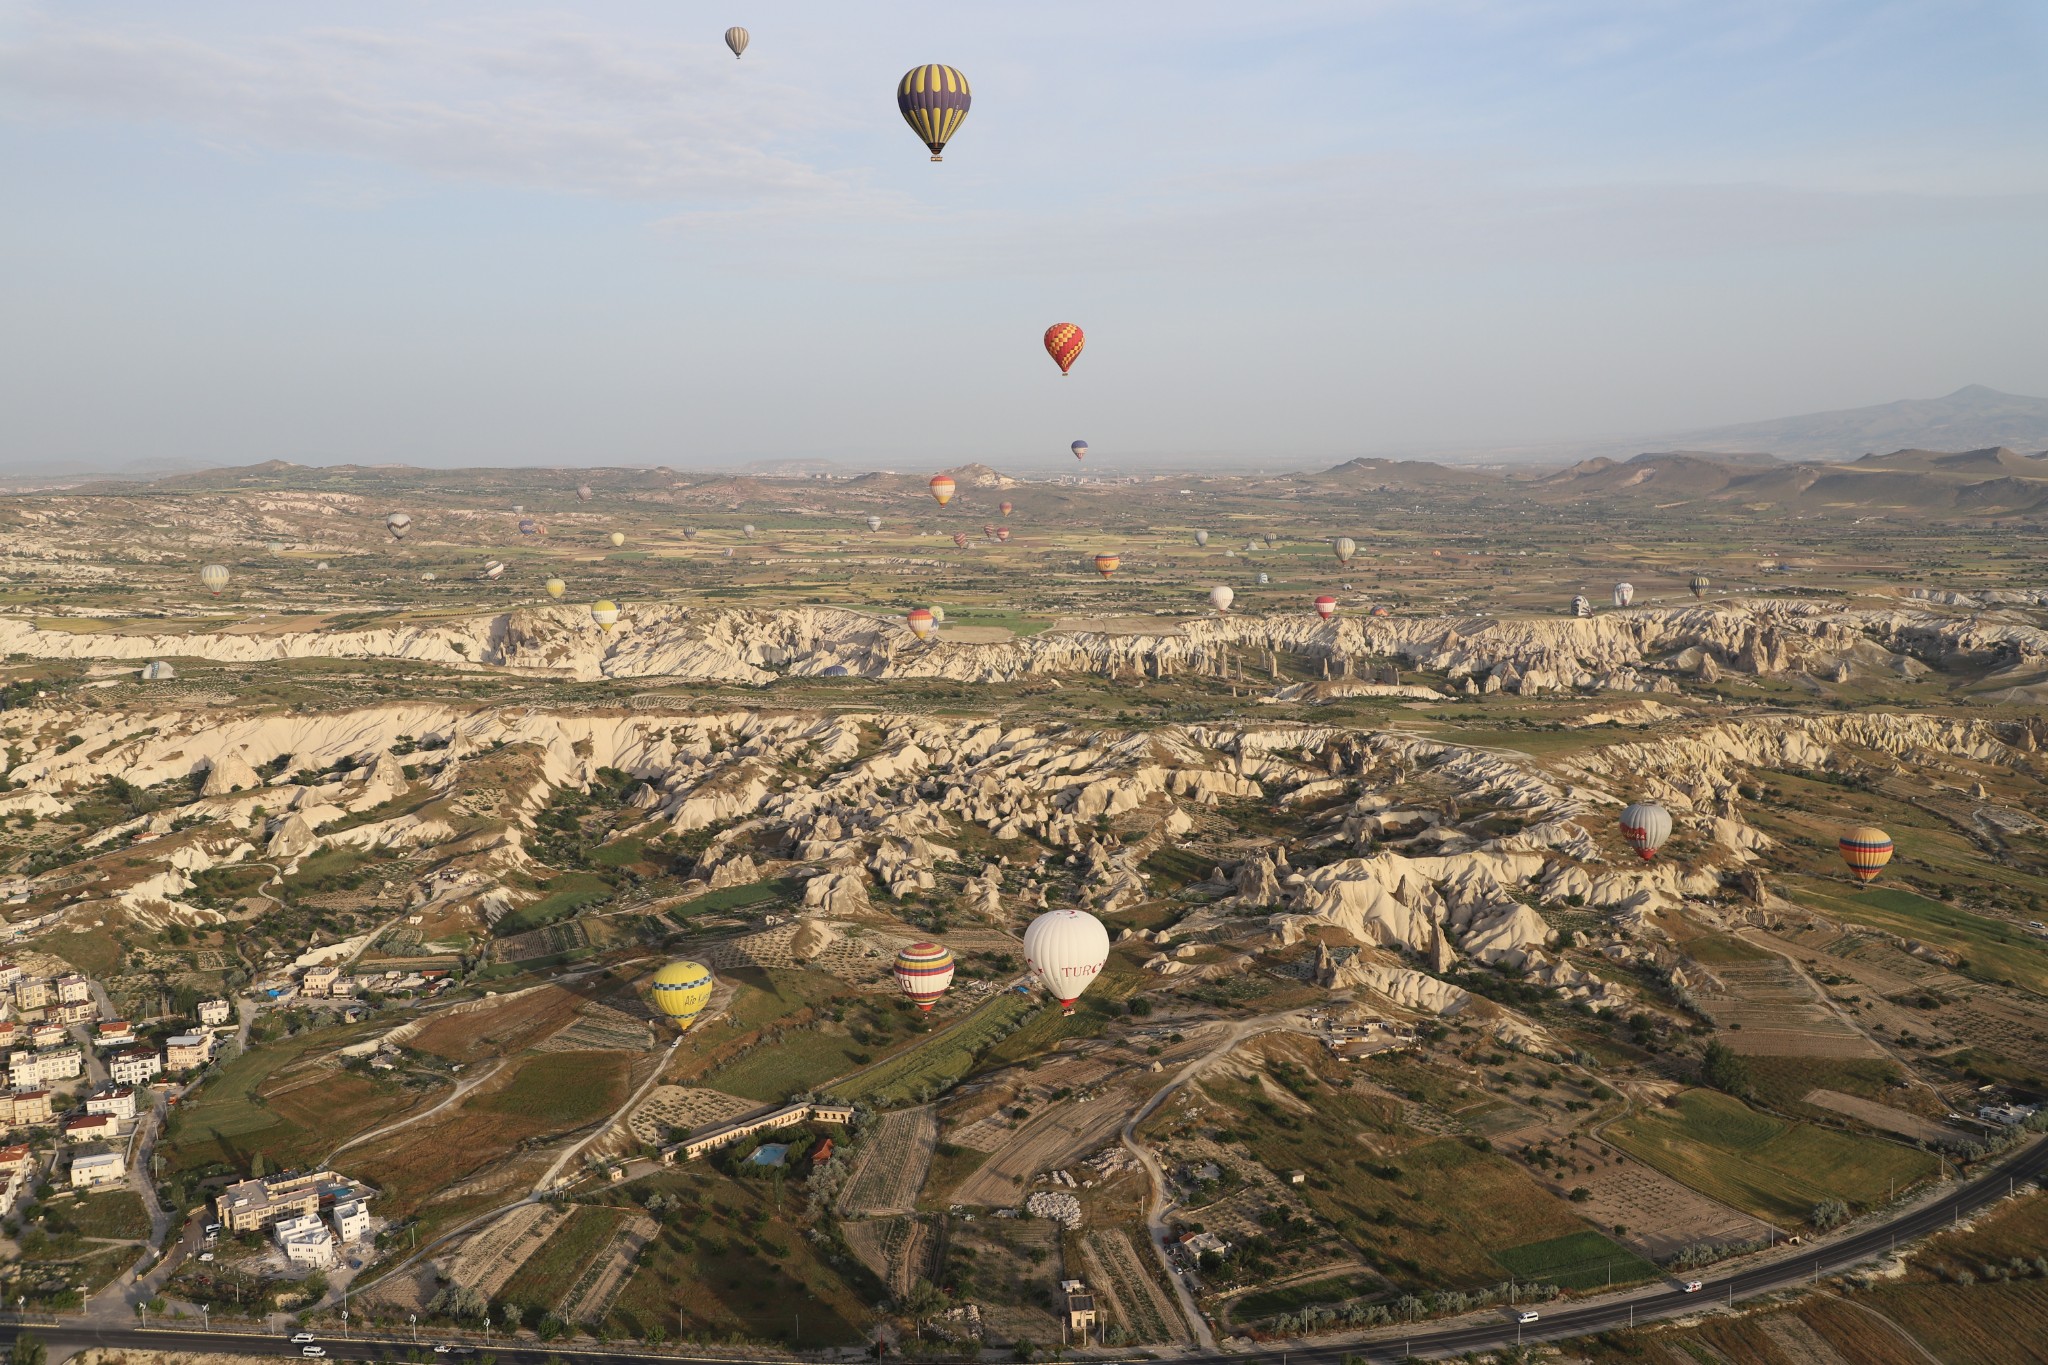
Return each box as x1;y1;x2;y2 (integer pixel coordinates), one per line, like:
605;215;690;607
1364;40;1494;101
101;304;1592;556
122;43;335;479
3;0;2045;474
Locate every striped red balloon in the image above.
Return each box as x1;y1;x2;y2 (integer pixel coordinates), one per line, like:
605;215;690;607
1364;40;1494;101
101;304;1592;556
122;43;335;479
1044;323;1085;375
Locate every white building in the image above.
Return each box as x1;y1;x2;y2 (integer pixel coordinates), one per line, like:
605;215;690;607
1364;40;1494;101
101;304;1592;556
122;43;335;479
111;1048;163;1086
197;999;233;1028
165;1033;213;1072
10;1046;83;1089
70;1151;125;1189
275;1213;338;1269
86;1087;137;1121
331;1198;370;1243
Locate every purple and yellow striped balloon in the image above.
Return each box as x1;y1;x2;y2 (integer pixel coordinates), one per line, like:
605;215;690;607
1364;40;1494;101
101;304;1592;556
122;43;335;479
893;941;956;1012
897;65;971;162
1838;826;1894;884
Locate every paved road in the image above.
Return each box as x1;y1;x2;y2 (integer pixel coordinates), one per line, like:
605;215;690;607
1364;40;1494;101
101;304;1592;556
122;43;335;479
11;1135;2041;1365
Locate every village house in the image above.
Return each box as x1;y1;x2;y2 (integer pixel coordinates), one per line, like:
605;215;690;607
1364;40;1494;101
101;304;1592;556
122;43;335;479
111;1047;163;1086
165;1033;213;1072
86;1086;137;1121
70;1150;123;1189
63;1113;118;1144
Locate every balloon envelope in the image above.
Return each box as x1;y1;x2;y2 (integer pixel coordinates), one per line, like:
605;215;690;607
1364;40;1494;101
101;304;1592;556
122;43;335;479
1209;585;1234;613
995;527;1011;543
386;513;412;540
725;26;749;58
1839;826;1894;884
929;475;956;507
199;564;230;594
591;599;621;631
1093;553;1120;579
576;484;593;502
545;578;566;599
609;532;625;548
1023;910;1109;1012
999;501;1013;516
907;607;936;641
1614;582;1635;608
1690;574;1710;599
1619;802;1672;860
1044;323;1085;375
1194;530;1209;547
1314;595;1337;620
1071;440;1089;461
866;515;883;533
1333;536;1356;565
651;960;716;1028
893;942;955;1012
898;64;971;160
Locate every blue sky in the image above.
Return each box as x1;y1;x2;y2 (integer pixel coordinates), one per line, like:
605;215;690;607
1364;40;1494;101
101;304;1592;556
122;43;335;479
2;0;2044;473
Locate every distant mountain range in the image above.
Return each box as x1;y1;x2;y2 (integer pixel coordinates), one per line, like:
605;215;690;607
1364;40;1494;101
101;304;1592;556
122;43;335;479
1658;385;2048;461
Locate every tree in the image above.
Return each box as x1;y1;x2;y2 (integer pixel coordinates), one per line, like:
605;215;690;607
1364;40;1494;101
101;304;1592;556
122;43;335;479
1811;1197;1849;1230
11;1334;45;1365
1700;1042;1752;1098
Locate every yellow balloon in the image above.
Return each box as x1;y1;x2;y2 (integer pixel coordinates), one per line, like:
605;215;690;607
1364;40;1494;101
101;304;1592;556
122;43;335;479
650;960;715;1029
545;578;566;599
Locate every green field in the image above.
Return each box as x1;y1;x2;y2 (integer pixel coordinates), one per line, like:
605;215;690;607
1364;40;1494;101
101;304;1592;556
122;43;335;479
1493;1230;1657;1291
708;1028;873;1103
495;872;614;936
668;877;799;918
1789;880;2048;994
840;992;1041;1105
500;1204;625;1316
66;1190;153;1240
1605;1088;1938;1225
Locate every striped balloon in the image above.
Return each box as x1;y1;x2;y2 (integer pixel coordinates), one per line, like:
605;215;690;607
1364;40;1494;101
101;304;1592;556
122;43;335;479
1839;827;1894;884
897;65;971;161
929;474;956;506
725;27;749;59
893;942;955;1012
1619;802;1672;861
1093;552;1121;579
1044;323;1085;375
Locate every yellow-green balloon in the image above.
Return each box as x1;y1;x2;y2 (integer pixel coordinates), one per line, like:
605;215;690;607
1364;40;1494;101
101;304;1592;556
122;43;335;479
650;960;715;1029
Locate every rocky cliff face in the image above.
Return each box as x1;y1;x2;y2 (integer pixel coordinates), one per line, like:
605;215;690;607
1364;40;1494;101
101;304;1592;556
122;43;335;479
0;596;2031;693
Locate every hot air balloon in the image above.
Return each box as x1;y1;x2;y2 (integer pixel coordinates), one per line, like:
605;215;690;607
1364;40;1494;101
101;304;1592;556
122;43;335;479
1690;574;1710;600
866;515;883;533
684;527;699;541
316;561;329;571
576;484;593;502
1619;802;1672;861
386;512;412;541
1571;595;1592;618
930;606;946;623
982;523;996;539
743;524;756;539
591;600;621;632
1614;582;1635;608
1263;534;1276;548
609;532;626;548
199;564;230;594
545;577;566;599
1071;440;1089;461
1839;827;1894;884
1194;530;1210;547
1093;553;1121;579
725;26;749;59
894;942;955;1013
421;572;438;582
1314;595;1337;621
650;960;716;1030
995;527;1012;543
1209;585;1234;613
512;505;525;516
1370;604;1391;618
1044;323;1085;376
1256;572;1270;586
929;475;956;507
953;531;969;548
1022;909;1109;1015
897;64;971;161
907;607;936;641
519;518;541;537
999;501;1013;517
1333;536;1356;565
484;561;505;580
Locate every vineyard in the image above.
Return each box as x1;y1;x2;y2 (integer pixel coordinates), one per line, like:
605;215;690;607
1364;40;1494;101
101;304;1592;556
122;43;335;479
1079;1226;1182;1343
839;994;1038;1106
837;1106;939;1217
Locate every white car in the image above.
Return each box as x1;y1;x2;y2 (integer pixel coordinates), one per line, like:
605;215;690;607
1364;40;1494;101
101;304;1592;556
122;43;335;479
1684;1280;1703;1293
198;1252;214;1263
1517;1310;1540;1324
434;1348;451;1355
291;1335;316;1345
302;1350;326;1359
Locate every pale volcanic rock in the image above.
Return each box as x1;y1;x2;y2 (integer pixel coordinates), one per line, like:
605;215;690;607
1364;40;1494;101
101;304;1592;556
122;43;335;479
200;750;263;797
803;868;873;918
1320;955;1472;1015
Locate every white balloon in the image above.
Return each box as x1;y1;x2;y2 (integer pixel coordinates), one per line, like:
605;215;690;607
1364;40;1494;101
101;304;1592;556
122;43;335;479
1022;909;1110;1014
1208;585;1234;613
